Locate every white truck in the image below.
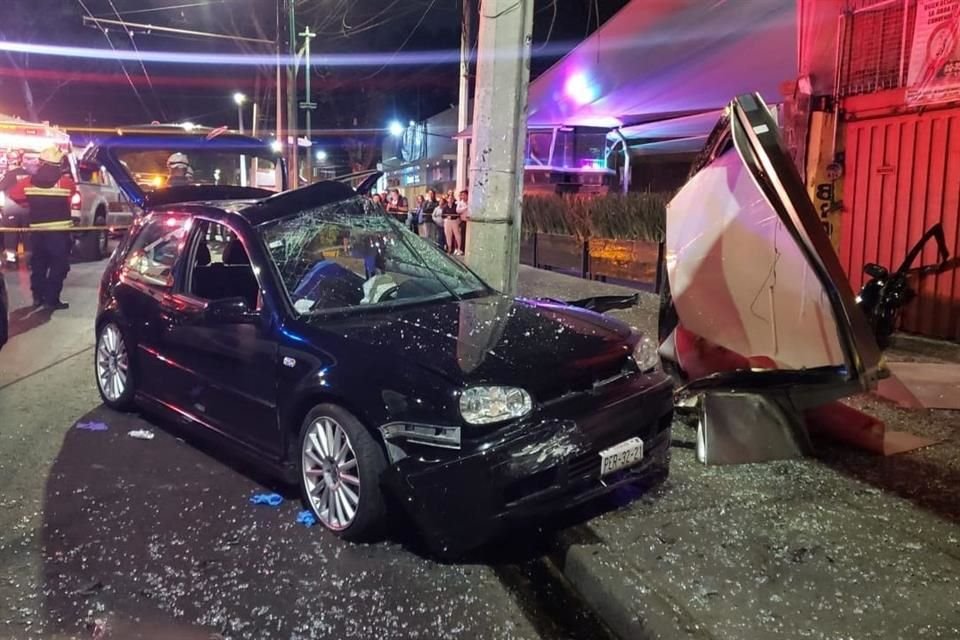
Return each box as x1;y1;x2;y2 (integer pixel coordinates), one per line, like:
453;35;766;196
72;160;135;260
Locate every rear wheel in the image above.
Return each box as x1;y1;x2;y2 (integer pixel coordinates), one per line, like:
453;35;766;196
95;321;136;410
298;404;388;541
78;209;108;261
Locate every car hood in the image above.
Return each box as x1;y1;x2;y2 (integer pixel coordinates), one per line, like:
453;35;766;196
303;295;636;398
660;93;881;402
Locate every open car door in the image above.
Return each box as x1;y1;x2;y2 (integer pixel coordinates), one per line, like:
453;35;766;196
659;94;882;464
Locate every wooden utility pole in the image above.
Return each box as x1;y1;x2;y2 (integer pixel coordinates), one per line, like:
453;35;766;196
455;0;471;193
464;0;534;293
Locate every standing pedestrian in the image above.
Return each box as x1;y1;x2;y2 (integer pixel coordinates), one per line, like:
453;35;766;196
434;195;448;251
0;150;31;264
456;189;469;253
410;194;426;233
442;195;462;255
419;189;439;241
13;147;76;310
385;188;408;224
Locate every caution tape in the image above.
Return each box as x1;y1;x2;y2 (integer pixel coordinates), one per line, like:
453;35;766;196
0;225;131;233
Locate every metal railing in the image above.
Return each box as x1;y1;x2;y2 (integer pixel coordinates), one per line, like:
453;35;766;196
838;0;917;97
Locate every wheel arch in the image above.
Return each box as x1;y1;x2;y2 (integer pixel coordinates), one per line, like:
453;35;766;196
283;388;384;463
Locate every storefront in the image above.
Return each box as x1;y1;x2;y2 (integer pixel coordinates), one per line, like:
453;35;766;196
799;0;960;339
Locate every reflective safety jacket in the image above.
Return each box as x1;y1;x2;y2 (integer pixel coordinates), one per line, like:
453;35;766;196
12;164;76;230
0;168;30;206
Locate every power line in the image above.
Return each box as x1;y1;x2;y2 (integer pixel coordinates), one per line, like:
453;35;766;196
357;0;439;82
106;0;168;121
538;0;558;51
340;0;404;35
98;0;229;17
75;0;153;120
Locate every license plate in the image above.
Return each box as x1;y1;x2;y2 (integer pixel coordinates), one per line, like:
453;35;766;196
599;437;645;477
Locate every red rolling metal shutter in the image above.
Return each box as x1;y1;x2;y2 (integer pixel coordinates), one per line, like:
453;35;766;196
842;107;960;339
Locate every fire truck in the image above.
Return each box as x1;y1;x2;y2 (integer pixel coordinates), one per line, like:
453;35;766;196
0;114;132;262
0;114;72;263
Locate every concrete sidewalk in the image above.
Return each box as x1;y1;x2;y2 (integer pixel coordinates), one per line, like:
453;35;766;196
1;258;106;388
517;266;960;640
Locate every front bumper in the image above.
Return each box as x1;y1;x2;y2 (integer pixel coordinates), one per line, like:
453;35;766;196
382;373;674;554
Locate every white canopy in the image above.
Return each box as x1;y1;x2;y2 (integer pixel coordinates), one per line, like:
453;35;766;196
527;0;797;130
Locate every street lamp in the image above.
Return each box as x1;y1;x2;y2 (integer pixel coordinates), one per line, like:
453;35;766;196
388;120;405;137
315;149;327;162
270;139;283;154
233;92;248;186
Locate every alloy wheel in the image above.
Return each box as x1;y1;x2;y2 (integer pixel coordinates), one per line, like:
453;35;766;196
96;324;129;402
302;416;361;530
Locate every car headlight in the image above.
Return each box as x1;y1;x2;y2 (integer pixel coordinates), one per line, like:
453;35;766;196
633;333;660;372
459;386;532;425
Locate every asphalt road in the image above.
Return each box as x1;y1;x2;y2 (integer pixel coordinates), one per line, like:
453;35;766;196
0;258;619;640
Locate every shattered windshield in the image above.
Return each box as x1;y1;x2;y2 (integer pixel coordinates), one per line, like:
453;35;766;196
259;197;490;315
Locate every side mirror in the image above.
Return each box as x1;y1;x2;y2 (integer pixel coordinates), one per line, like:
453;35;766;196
205;297;257;324
863;263;888;279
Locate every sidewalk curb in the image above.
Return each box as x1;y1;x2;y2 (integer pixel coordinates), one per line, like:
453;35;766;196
559;544;713;640
890;332;960;360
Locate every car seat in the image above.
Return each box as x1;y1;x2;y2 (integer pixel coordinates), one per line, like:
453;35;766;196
223;239;249;265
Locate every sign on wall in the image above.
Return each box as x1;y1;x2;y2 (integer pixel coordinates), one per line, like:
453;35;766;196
906;0;960;105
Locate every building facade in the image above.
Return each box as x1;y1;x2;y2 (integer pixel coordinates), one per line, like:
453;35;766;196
798;0;960;339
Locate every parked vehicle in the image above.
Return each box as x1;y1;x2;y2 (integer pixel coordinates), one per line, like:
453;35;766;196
92;177;672;554
72;160;135;260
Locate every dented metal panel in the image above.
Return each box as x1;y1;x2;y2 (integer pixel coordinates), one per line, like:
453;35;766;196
842;107;960;339
662;94;883;464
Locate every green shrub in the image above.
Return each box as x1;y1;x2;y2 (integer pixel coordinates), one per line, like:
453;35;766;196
521;192;667;242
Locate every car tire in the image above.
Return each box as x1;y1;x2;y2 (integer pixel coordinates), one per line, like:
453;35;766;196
298;404;388;541
95;321;136;410
79;210;108;261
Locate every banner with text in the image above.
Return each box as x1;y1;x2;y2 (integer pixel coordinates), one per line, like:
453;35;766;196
906;0;960;105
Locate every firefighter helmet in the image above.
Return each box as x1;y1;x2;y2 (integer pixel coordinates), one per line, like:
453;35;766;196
39;147;65;166
167;152;191;170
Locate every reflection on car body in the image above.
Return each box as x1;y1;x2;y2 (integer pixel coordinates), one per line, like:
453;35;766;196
93;180;672;554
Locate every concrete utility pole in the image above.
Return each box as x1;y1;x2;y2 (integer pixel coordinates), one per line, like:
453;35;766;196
455;0;471;193
465;0;534;294
299;26;317;185
285;0;298;187
275;2;284;189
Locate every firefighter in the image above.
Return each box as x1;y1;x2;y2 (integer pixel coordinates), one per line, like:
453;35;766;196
0;150;31;264
166;152;193;187
11;147;76;309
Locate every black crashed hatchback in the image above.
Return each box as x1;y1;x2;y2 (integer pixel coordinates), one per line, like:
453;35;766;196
94;181;672;553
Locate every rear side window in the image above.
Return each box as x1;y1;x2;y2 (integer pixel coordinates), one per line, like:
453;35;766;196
122;215;191;289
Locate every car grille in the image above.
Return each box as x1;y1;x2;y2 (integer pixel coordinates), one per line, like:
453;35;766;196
567;450;601;479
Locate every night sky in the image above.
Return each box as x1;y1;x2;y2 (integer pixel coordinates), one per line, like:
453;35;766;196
1;0;629;135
